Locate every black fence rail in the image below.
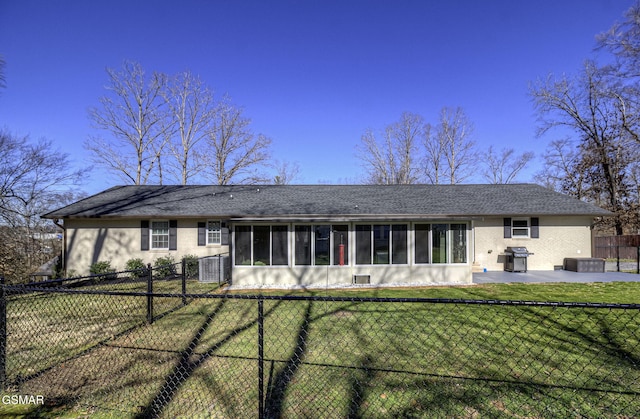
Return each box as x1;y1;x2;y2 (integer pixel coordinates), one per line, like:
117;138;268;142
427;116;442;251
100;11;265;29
1;273;639;417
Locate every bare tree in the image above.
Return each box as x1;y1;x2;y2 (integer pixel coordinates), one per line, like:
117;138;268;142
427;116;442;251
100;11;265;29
87;62;279;185
533;138;586;196
625;161;640;232
357;129;390;184
357;112;424;184
86;61;169;185
597;3;640;146
483;146;534;184
162;70;215;184
0;130;86;282
598;2;640;78
423;122;447;184
272;159;300;185
531;60;637;234
204;97;272;185
435;107;477;184
0;54;6;93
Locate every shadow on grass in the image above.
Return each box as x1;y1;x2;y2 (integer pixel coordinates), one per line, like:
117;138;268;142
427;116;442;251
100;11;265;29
263;301;313;419
347;354;374;419
0;395;82;418
9;291;640;417
9;293;193;390
135;297;286;419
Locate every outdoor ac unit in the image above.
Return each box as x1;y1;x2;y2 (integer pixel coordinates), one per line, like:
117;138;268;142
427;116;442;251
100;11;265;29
353;274;370;285
199;256;230;283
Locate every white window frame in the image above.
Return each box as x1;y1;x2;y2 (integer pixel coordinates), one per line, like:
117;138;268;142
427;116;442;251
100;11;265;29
450;223;468;264
207;220;222;245
293;224;349;266
511;218;530;238
355;223;408;266
294;224;329;266
234;224;289;267
413;222;469;265
150;220;170;250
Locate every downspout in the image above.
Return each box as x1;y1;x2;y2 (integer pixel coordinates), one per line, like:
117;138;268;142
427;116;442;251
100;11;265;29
52;219;66;277
471;219;476;267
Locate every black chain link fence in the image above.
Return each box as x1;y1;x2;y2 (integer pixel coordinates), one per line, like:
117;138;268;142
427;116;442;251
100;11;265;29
1;262;639;418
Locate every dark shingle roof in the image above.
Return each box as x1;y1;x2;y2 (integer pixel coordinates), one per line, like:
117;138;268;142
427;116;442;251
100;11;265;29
42;184;611;220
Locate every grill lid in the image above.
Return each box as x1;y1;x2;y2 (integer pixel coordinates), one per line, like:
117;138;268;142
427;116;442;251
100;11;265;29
506;246;533;257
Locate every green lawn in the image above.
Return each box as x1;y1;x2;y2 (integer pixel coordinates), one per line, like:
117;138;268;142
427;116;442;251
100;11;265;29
2;281;640;418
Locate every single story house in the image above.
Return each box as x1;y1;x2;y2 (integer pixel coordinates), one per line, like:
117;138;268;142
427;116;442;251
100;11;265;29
43;184;611;287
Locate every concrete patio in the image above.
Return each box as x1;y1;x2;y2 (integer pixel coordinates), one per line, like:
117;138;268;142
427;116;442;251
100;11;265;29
473;269;640;284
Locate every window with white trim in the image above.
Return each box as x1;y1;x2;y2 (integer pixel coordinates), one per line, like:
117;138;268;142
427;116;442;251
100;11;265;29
151;221;169;249
512;218;530;238
207;220;221;245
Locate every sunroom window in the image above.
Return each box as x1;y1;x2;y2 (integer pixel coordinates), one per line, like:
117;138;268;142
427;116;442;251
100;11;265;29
234;225;289;266
432;224;448;263
355;224;408;265
253;226;271;265
415;223;468;264
451;224;467;263
414;224;430;264
294;226;311;265
294;224;349;266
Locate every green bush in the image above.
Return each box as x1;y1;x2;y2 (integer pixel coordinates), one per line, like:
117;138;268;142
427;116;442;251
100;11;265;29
125;258;147;279
66;269;79;279
153;255;177;278
89;260;117;281
183;254;199;278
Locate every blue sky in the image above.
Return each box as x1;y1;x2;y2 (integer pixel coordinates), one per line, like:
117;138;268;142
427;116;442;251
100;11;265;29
0;0;631;194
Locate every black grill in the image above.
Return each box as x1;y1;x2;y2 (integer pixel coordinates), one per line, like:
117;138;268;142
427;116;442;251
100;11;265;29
505;246;533;272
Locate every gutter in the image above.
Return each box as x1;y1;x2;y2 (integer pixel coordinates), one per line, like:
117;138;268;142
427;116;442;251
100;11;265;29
52;219;66;276
228;215;486;223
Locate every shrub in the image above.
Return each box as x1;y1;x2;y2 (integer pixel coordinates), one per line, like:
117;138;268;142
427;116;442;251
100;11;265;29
89;260;117;281
125;258;147;279
153;255;177;278
183;254;199;278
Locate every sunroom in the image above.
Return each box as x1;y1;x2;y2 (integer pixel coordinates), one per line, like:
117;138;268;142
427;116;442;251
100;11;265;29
230;221;471;288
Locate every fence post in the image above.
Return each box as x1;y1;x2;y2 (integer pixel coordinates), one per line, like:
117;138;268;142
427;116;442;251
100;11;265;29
218;254;222;286
181;258;187;306
0;275;6;392
147;264;153;324
258;298;264;419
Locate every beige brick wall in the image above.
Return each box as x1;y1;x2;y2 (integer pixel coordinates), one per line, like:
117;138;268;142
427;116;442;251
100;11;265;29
64;219;229;276
473;216;595;271
63;215;595;279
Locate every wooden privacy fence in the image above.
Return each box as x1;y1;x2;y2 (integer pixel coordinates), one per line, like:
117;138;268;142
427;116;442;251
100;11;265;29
593;235;640;259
